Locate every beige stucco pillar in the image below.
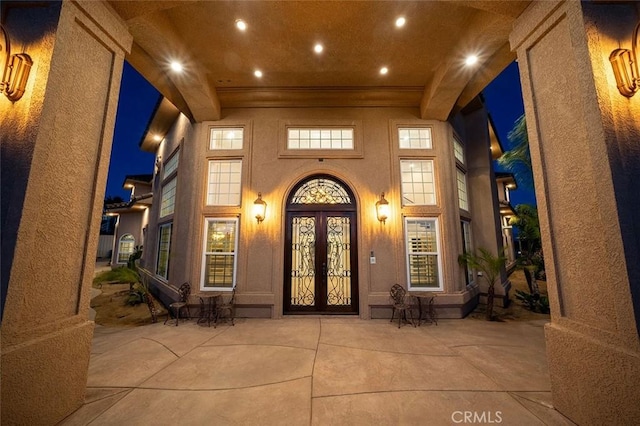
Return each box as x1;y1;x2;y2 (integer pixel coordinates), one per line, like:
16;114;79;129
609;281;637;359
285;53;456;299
0;1;131;424
511;1;640;423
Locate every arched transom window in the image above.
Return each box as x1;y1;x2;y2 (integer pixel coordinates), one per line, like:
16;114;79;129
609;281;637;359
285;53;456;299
290;177;352;205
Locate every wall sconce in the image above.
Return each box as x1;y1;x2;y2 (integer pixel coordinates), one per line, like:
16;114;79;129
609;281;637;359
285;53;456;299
609;21;639;97
253;192;267;224
1;25;32;102
376;192;390;224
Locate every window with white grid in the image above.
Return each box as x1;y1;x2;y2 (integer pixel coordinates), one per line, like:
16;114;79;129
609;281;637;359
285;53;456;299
399;128;432;149
456;168;469;211
156;223;172;280
400;160;436;205
453;138;465;164
163;151;180;179
206;160;242;205
210;128;243;150
405;218;442;290
201;218;238;290
287;128;354;149
160;177;177;217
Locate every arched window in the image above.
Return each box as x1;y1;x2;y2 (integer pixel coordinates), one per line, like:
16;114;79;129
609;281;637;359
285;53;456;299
117;234;135;264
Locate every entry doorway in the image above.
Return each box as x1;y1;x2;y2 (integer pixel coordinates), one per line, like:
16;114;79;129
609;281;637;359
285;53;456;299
284;175;358;314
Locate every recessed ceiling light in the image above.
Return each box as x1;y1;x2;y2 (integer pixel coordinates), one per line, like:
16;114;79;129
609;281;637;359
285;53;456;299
395;17;406;27
235;19;247;31
254;70;263;78
465;55;479;66
314;43;324;54
152;134;163;142
170;61;183;72
380;67;389;75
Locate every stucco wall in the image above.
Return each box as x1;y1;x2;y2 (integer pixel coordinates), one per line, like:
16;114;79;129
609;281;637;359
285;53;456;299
0;2;131;423
144;105;501;319
511;1;640;423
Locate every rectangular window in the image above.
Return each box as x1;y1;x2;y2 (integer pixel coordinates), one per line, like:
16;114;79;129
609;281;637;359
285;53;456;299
399;127;432;149
287;128;354;150
456;169;469;211
163;151;180;179
201;218;238;290
210;128;244;150
400;160;436;205
160;177;177;217
206;160;242;205
453;138;465;164
405;218;442;290
156;223;172;280
461;221;474;285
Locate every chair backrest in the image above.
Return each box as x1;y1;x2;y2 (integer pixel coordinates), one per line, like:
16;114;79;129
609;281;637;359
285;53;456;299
177;282;191;302
389;284;406;304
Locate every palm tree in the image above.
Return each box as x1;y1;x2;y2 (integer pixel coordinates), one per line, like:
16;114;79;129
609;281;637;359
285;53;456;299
458;248;507;321
498;114;534;189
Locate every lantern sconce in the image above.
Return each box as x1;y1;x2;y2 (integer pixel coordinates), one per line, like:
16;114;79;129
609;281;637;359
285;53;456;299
376;192;390;224
1;25;33;102
253;192;267;224
609;21;639;97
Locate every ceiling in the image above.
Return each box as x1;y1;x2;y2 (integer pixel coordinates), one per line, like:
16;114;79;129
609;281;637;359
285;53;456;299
108;1;530;122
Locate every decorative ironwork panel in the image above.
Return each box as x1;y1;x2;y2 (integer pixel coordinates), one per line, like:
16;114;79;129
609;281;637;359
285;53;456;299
291;178;351;204
290;217;316;306
326;216;351;306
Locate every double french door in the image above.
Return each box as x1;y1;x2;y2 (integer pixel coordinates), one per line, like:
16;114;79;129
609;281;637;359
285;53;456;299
283;176;358;314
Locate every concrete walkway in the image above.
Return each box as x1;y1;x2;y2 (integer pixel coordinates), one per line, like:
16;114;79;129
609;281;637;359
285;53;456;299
61;318;574;425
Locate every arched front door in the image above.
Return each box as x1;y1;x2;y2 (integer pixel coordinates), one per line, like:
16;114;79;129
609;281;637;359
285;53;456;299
284;175;358;314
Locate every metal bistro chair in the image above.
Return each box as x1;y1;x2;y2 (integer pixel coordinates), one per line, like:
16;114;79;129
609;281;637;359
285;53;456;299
214;287;236;328
164;282;191;326
389;284;415;328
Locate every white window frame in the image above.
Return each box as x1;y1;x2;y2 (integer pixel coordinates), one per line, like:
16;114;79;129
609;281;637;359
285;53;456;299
456;168;469;211
206;159;243;206
287;127;354;150
398;127;432;149
461;220;474;285
156;223;172;280
160;177;177;217
117;234;135;264
400;159;437;206
163;150;180;179
453;137;465;164
210;127;244;150
200;218;239;291
404;217;443;291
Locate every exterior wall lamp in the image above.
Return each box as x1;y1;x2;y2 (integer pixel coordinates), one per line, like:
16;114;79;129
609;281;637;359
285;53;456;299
376;192;390;224
1;25;32;102
253;192;267;224
610;21;640;97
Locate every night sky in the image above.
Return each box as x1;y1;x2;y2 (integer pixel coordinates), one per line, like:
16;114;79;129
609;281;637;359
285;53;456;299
105;61;535;206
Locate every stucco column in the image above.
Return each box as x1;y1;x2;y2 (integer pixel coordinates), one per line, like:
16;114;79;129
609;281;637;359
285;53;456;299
511;1;640;424
0;1;131;424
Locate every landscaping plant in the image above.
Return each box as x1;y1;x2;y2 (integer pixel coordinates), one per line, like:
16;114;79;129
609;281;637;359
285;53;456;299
459;248;507;321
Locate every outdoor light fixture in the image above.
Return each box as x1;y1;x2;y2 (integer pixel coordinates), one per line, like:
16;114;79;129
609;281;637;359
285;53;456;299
376;192;390;224
610;21;640;97
253;192;267;224
1;25;32;102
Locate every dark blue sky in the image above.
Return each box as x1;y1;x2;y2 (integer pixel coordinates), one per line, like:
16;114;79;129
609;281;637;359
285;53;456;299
105;62;159;201
106;61;535;206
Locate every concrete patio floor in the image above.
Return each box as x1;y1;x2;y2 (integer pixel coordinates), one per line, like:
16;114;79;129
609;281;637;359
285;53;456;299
61;317;574;425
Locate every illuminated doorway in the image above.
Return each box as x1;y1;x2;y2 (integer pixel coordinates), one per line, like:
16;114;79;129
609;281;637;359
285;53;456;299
284;175;358;314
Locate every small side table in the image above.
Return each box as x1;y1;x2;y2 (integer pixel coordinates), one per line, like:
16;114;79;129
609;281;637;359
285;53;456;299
195;292;221;327
412;292;438;326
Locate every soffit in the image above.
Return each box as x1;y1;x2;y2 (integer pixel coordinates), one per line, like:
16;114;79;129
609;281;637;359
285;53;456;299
108;0;530;121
